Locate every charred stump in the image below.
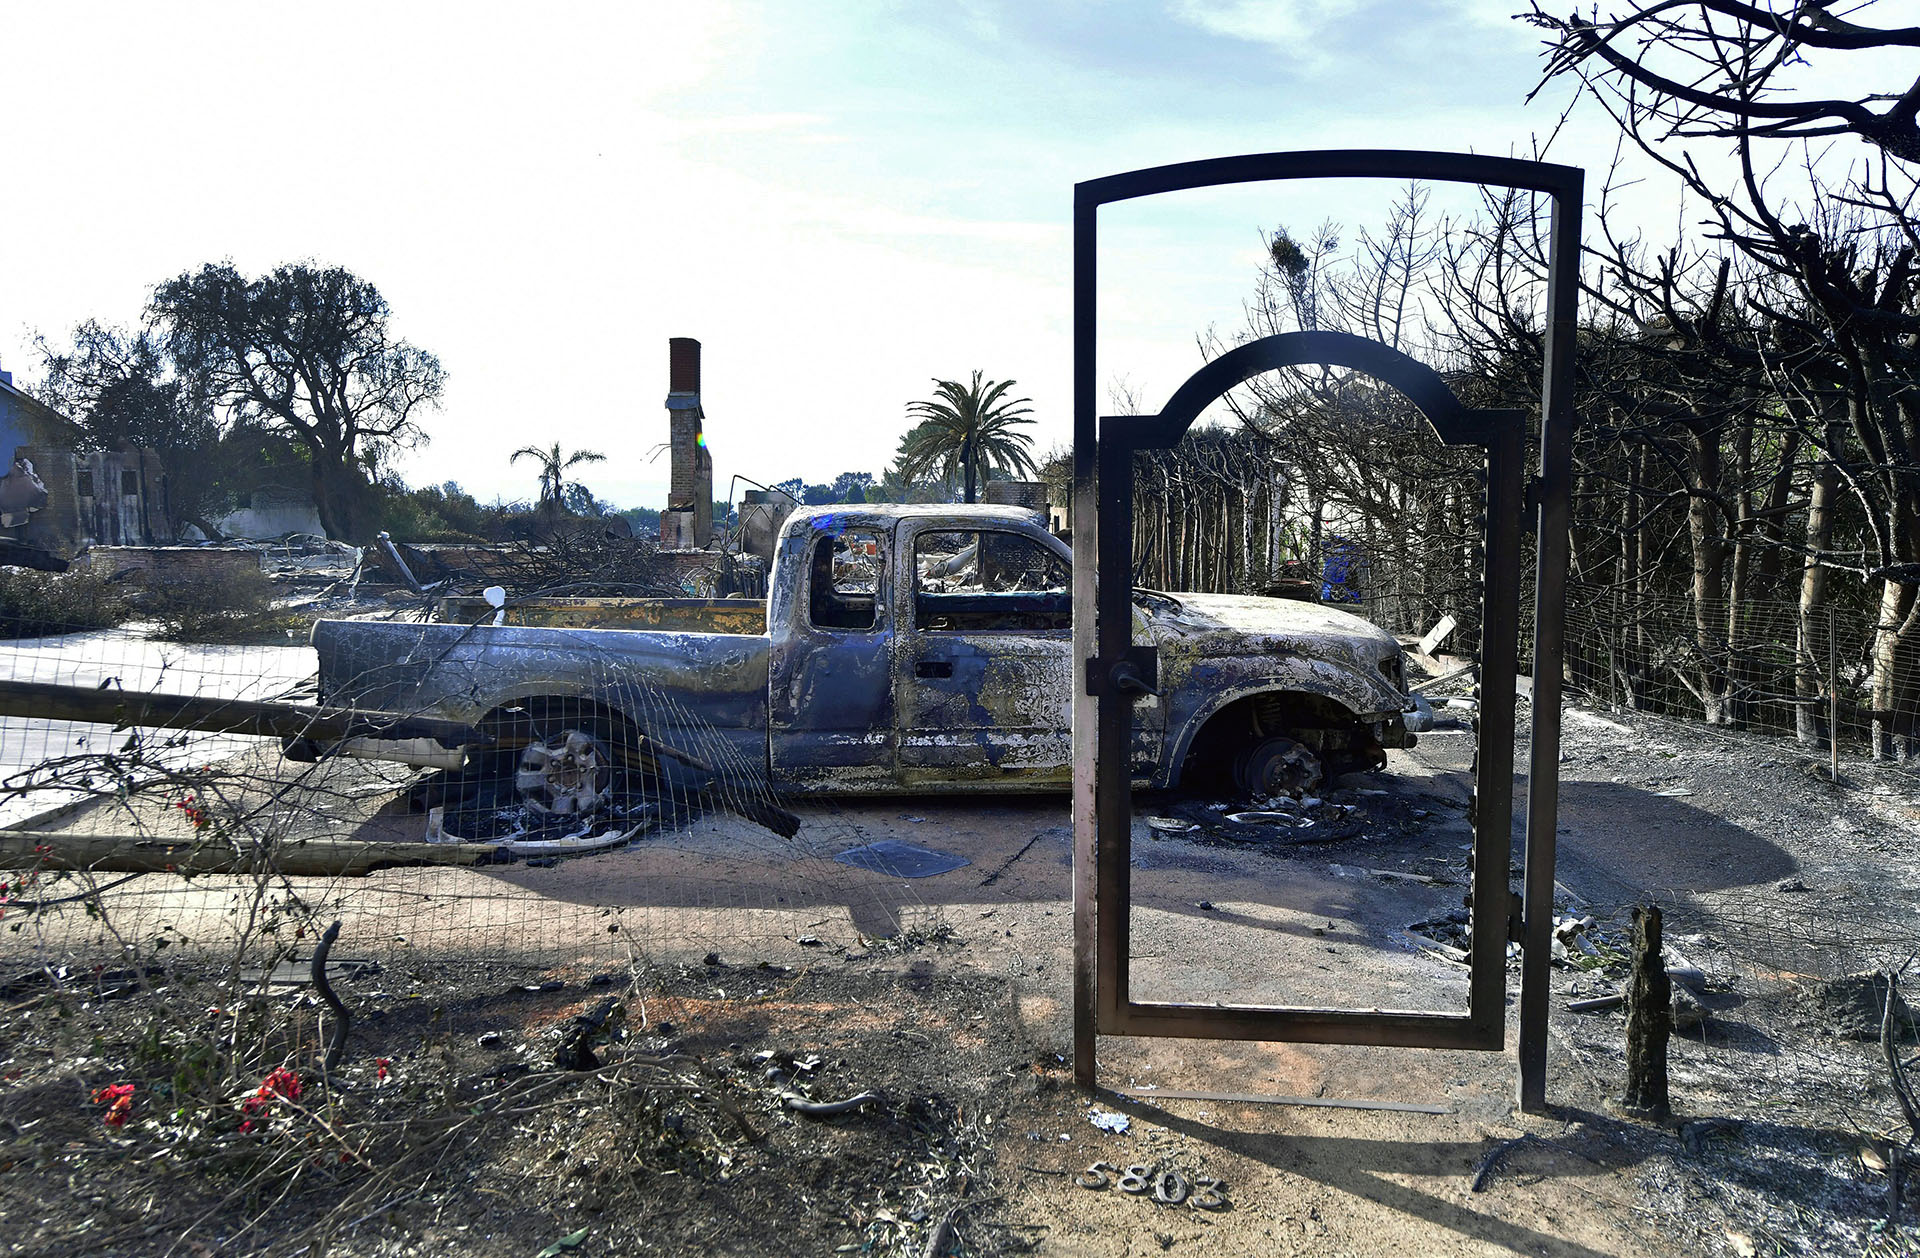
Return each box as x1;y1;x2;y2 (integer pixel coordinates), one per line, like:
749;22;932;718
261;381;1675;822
1623;904;1671;1117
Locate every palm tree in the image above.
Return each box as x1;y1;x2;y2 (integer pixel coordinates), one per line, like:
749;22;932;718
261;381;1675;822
898;371;1037;503
510;442;606;512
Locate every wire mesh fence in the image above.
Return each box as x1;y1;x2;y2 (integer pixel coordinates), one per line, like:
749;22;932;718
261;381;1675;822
1343;563;1920;782
1559;582;1920;773
0;572;1037;1254
0;602;948;970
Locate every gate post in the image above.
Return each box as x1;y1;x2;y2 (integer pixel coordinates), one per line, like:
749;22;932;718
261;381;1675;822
1518;171;1584;1114
1070;192;1100;1088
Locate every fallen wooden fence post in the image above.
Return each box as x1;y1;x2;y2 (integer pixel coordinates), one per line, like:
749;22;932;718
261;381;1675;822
0;829;507;877
0;679;484;748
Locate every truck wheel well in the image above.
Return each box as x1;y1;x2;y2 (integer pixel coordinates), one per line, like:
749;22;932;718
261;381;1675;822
1178;691;1358;792
477;696;648;771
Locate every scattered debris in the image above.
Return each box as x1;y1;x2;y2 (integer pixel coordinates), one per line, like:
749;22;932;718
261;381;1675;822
535;1227;590;1258
1471;1133;1546;1192
1418;613;1457;657
920;1211;956;1258
1672;984;1707;1033
310;919;351;1072
783;1090;881;1118
1088;1108;1131;1135
553;996;622;1070
1666;965;1708;995
1681;1118;1741;1155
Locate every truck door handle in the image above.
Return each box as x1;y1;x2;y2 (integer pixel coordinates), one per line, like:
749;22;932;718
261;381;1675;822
916;661;953;679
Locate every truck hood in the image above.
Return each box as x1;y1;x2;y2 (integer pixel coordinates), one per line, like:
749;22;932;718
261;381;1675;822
1144;592;1407;705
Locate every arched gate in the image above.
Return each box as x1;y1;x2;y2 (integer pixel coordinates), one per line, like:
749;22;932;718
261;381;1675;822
1069;150;1583;1113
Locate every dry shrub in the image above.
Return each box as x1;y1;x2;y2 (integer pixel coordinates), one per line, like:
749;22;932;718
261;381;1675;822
139;570;309;644
0;566;131;637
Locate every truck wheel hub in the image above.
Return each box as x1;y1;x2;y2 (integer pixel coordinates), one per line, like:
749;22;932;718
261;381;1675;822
1236;736;1322;799
514;729;613;815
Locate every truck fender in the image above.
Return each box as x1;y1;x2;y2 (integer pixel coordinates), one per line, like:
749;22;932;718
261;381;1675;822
1164;678;1376;789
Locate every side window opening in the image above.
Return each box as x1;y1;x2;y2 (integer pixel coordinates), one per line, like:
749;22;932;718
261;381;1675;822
809;529;882;630
914;530;1070;632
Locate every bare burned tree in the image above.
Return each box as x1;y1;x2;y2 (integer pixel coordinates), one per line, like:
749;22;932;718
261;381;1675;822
1526;0;1920;756
1526;1;1920;158
1416;167;1855;734
1216;185;1487;638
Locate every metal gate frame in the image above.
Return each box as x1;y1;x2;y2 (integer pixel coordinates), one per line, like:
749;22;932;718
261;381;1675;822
1069;150;1582;1113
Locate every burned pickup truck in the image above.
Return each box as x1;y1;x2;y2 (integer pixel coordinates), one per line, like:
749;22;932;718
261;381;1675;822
296;505;1415;817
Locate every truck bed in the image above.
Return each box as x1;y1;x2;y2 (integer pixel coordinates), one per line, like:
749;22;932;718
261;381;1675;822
310;618;772;778
437;596;767;635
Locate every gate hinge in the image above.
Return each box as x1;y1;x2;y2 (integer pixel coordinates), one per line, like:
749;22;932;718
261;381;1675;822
1086;646;1159;698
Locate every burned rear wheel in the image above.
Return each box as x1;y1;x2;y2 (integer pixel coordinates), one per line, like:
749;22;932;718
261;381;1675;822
514;728;614;816
1233;736;1323;798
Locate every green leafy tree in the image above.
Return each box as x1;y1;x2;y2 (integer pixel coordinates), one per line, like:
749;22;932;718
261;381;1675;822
898;371;1037;503
148;261;445;542
510;443;606;511
831;471;875;502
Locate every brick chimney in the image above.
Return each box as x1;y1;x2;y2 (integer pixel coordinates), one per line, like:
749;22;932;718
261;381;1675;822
662;337;713;548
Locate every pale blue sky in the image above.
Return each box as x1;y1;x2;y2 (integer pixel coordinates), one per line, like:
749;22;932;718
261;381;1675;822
0;1;1655;510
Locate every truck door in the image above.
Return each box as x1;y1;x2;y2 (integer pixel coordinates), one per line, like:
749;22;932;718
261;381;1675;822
768;524;897;791
896;524;1073;787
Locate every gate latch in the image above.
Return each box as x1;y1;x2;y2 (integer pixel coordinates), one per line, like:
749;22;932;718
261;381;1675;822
1522;477;1545;517
1086;646;1159;698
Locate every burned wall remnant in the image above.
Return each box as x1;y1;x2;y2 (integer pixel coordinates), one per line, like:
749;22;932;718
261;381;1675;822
1;367;170;555
661;337;713;550
14;446;170;552
738;487;798;563
217;484;326;540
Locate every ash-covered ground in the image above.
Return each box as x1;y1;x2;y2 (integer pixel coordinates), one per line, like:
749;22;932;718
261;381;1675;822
5;663;1919;1255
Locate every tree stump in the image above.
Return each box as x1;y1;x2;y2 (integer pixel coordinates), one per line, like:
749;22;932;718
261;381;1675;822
1623;904;1671;1117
